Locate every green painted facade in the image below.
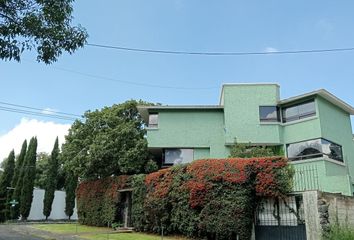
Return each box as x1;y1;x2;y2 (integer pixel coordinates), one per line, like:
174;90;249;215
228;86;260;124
140;84;354;196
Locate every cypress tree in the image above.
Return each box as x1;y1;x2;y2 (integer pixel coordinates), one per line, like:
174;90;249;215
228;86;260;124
11;140;27;219
43;137;59;220
19;137;37;220
0;150;15;221
64;172;77;220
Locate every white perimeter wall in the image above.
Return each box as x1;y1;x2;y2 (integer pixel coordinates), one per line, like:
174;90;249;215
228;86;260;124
28;189;78;220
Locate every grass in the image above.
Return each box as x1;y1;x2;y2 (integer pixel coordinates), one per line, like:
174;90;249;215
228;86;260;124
32;224;187;240
323;225;354;240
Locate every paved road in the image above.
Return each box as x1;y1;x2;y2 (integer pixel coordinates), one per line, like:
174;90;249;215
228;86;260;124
0;225;44;240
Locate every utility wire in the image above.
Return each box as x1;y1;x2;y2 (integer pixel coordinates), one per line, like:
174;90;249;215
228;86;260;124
0;106;79;121
0;101;82;118
86;43;354;56
49;65;218;90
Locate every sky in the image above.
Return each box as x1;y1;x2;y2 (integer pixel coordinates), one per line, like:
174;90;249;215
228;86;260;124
1;0;354;161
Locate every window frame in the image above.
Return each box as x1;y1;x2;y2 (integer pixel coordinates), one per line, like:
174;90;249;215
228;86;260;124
281;100;316;123
259;106;281;122
286;138;343;162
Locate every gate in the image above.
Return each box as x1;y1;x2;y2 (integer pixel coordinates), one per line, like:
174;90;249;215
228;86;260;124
255;195;306;240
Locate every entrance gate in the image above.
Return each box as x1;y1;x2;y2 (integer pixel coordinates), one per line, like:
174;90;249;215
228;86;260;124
255;195;306;240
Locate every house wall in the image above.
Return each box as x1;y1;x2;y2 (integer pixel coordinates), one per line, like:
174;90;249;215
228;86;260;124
222;84;282;145
147;109;229;158
318;96;354;193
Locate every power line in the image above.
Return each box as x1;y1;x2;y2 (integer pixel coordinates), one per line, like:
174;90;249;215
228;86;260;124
49;65;218;90
0;106;79;121
0;101;82;118
86;43;354;56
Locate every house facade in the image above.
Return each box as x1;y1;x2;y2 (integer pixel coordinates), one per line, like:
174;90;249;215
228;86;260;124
138;83;354;196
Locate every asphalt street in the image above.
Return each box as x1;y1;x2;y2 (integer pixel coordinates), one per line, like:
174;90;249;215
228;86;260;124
0;225;44;240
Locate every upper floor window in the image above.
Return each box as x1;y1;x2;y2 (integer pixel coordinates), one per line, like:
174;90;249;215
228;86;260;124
259;106;280;122
287;138;343;162
148;114;158;128
164;148;194;165
282;100;316;123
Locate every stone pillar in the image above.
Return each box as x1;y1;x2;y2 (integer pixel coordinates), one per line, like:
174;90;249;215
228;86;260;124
303;191;321;240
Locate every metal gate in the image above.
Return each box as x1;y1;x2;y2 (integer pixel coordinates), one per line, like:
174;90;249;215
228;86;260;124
255;195;306;240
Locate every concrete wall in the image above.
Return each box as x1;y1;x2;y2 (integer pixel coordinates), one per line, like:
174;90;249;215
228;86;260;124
28;189;78;220
303;191;354;240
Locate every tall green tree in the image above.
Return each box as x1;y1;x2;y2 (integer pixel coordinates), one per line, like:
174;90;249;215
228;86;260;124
11;139;27;219
0;0;87;63
0;150;15;221
64;172;77;220
19;137;37;220
61;100;151;180
43;137;59;220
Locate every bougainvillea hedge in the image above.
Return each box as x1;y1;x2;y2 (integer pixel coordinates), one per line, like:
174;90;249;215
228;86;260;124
76;157;293;240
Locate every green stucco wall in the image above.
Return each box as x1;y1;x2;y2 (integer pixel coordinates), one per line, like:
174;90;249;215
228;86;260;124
147;109;229;158
223;84;282;144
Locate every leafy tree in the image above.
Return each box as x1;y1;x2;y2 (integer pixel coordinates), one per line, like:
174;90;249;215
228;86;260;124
0;150;15;221
61;100;152;180
20;137;37;220
43;137;59;220
0;0;87;63
64;172;77;220
229;140;279;158
11;139;27;219
35;152;65;190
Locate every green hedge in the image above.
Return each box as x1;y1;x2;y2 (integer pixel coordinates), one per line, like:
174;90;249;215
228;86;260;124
77;157;293;240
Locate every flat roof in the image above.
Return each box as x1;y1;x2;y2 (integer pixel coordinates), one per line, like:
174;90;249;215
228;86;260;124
279;89;354;114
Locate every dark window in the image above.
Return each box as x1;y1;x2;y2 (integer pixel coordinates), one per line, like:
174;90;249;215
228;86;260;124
287;138;343;162
282;100;316;123
148;114;158;128
259;106;280;122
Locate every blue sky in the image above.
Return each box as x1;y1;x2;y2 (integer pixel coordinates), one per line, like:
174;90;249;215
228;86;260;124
0;1;354;158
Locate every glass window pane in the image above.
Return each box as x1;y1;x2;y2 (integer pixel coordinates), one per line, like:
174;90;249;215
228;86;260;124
283;106;299;122
287;139;322;160
298;101;316;117
165;149;194;165
321;139;343;161
149;114;158;127
259;106;279;122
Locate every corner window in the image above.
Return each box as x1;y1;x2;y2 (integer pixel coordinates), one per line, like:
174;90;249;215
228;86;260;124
287;138;343;162
259;106;280;122
148;114;158;128
282;100;316;123
164;149;194;165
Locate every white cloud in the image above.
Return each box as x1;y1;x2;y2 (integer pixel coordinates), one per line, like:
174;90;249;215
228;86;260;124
0;118;71;162
41;108;58;115
264;47;279;53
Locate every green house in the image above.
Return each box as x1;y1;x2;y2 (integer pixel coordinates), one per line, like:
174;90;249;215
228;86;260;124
138;83;354;195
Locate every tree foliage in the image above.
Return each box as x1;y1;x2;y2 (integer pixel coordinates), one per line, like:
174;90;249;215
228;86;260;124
11;139;27;219
0;0;87;63
64;172;77;220
20;137;37;220
229;141;280;158
0;150;15;221
35;152;65;190
61;100;152;180
43;137;59;219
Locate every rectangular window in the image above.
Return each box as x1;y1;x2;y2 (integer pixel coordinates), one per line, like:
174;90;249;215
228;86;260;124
282;100;316;123
164;149;194;165
148;114;158;128
286;138;343;162
259;106;280;122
